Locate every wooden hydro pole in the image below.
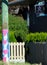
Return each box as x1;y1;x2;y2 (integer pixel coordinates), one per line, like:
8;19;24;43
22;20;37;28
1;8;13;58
2;0;9;64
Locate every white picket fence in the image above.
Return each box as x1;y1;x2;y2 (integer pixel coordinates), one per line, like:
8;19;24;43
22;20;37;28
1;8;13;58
9;42;25;62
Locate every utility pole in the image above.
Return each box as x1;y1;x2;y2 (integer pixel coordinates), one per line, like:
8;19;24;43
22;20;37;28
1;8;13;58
2;0;9;64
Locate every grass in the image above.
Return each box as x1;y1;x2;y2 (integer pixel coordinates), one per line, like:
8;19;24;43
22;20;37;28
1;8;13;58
0;61;31;65
0;61;42;65
10;62;31;65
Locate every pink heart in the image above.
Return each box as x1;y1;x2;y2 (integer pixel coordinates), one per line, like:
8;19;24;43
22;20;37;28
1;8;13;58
3;57;6;62
3;50;8;54
3;40;7;44
2;29;8;36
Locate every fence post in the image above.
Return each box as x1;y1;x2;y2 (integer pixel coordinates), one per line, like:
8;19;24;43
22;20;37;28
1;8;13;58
23;42;25;60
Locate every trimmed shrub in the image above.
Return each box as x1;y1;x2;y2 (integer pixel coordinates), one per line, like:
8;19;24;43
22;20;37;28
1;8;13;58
26;32;47;42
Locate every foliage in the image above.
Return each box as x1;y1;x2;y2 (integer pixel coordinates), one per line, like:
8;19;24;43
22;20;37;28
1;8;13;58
9;31;17;42
9;14;28;42
9;14;28;32
14;30;27;42
26;32;47;42
0;14;28;42
0;33;2;43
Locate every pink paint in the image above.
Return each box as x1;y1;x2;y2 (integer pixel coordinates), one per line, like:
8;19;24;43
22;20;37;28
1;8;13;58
2;29;8;36
3;57;6;62
3;40;7;44
3;50;8;54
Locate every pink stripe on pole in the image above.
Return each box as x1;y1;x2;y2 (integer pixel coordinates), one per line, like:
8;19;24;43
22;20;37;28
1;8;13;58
3;50;8;54
3;57;6;62
2;29;8;36
3;40;7;44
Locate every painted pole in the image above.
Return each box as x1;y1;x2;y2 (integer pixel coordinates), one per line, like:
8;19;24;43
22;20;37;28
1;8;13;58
2;0;9;63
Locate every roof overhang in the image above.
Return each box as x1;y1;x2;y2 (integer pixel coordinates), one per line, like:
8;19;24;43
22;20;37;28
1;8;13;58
0;0;38;6
8;0;38;6
8;0;25;6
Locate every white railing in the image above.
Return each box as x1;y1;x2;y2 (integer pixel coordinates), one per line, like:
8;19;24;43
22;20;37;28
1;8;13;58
9;42;25;62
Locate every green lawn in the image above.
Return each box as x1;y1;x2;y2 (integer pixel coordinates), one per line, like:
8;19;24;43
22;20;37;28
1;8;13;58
0;61;41;65
0;61;31;65
0;61;37;65
10;62;41;65
10;62;31;65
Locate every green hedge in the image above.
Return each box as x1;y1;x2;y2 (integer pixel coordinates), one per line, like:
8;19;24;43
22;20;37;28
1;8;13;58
26;32;47;42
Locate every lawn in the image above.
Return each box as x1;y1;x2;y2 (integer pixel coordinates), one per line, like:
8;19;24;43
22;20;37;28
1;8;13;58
0;61;40;65
0;61;31;65
10;62;31;65
10;63;42;65
0;61;42;65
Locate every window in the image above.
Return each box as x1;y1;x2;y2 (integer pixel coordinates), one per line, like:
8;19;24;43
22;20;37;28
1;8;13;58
35;1;45;17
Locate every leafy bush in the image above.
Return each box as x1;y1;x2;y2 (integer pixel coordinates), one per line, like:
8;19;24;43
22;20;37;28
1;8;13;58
9;14;28;32
0;31;17;43
9;14;28;42
0;14;28;42
26;32;47;42
0;33;2;43
14;30;27;42
9;31;17;42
